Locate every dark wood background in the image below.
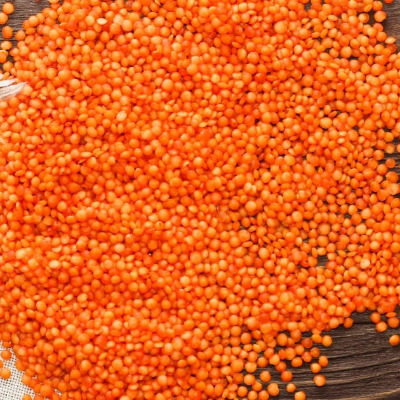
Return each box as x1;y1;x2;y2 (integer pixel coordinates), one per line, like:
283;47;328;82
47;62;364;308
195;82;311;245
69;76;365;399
3;1;400;399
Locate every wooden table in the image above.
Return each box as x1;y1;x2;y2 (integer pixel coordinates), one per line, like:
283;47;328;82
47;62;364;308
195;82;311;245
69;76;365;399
5;1;400;399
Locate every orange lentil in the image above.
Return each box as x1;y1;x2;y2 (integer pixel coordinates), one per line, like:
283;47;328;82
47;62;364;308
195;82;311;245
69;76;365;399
389;335;400;346
371;312;381;324
237;386;248;398
319;356;329;368
243;374;256;386
321;336;333;347
310;363;321;374
388;317;400;329
0;368;11;380
252;381;263;392
0;12;7;25
2;3;13;15
260;371;271;384
1;25;12;39
376;321;388;333
1;349;11;360
314;375;327;387
295;391;307;400
274;21;287;35
231;359;244;373
343;318;354;329
281;370;292;382
291;357;303;368
0;40;12;50
374;11;386;22
286;383;296;393
267;382;280;396
258;390;270;400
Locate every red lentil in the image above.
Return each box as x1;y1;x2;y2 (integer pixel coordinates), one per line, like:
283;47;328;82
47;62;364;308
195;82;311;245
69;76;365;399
0;349;11;361
1;25;12;39
314;375;327;387
295;392;307;400
319;356;329;368
0;368;11;380
286;383;297;393
0;12;7;25
389;335;400;346
260;371;271;383
267;382;280;397
310;363;321;374
2;3;13;15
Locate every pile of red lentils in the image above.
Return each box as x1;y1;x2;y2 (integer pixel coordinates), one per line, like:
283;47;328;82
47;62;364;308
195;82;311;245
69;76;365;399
0;0;400;399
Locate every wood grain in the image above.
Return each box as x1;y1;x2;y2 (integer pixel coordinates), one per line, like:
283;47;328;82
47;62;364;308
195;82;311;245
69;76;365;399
3;1;400;400
384;1;400;40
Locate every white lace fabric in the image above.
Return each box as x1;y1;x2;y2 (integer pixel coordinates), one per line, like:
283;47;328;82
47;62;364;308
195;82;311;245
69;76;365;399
0;344;35;400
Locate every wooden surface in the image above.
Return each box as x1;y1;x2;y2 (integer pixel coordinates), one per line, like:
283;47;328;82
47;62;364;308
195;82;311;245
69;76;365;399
3;1;400;400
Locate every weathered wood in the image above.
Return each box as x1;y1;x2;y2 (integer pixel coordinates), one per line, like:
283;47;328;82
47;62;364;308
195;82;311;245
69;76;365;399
384;1;400;40
4;1;400;399
284;318;400;400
